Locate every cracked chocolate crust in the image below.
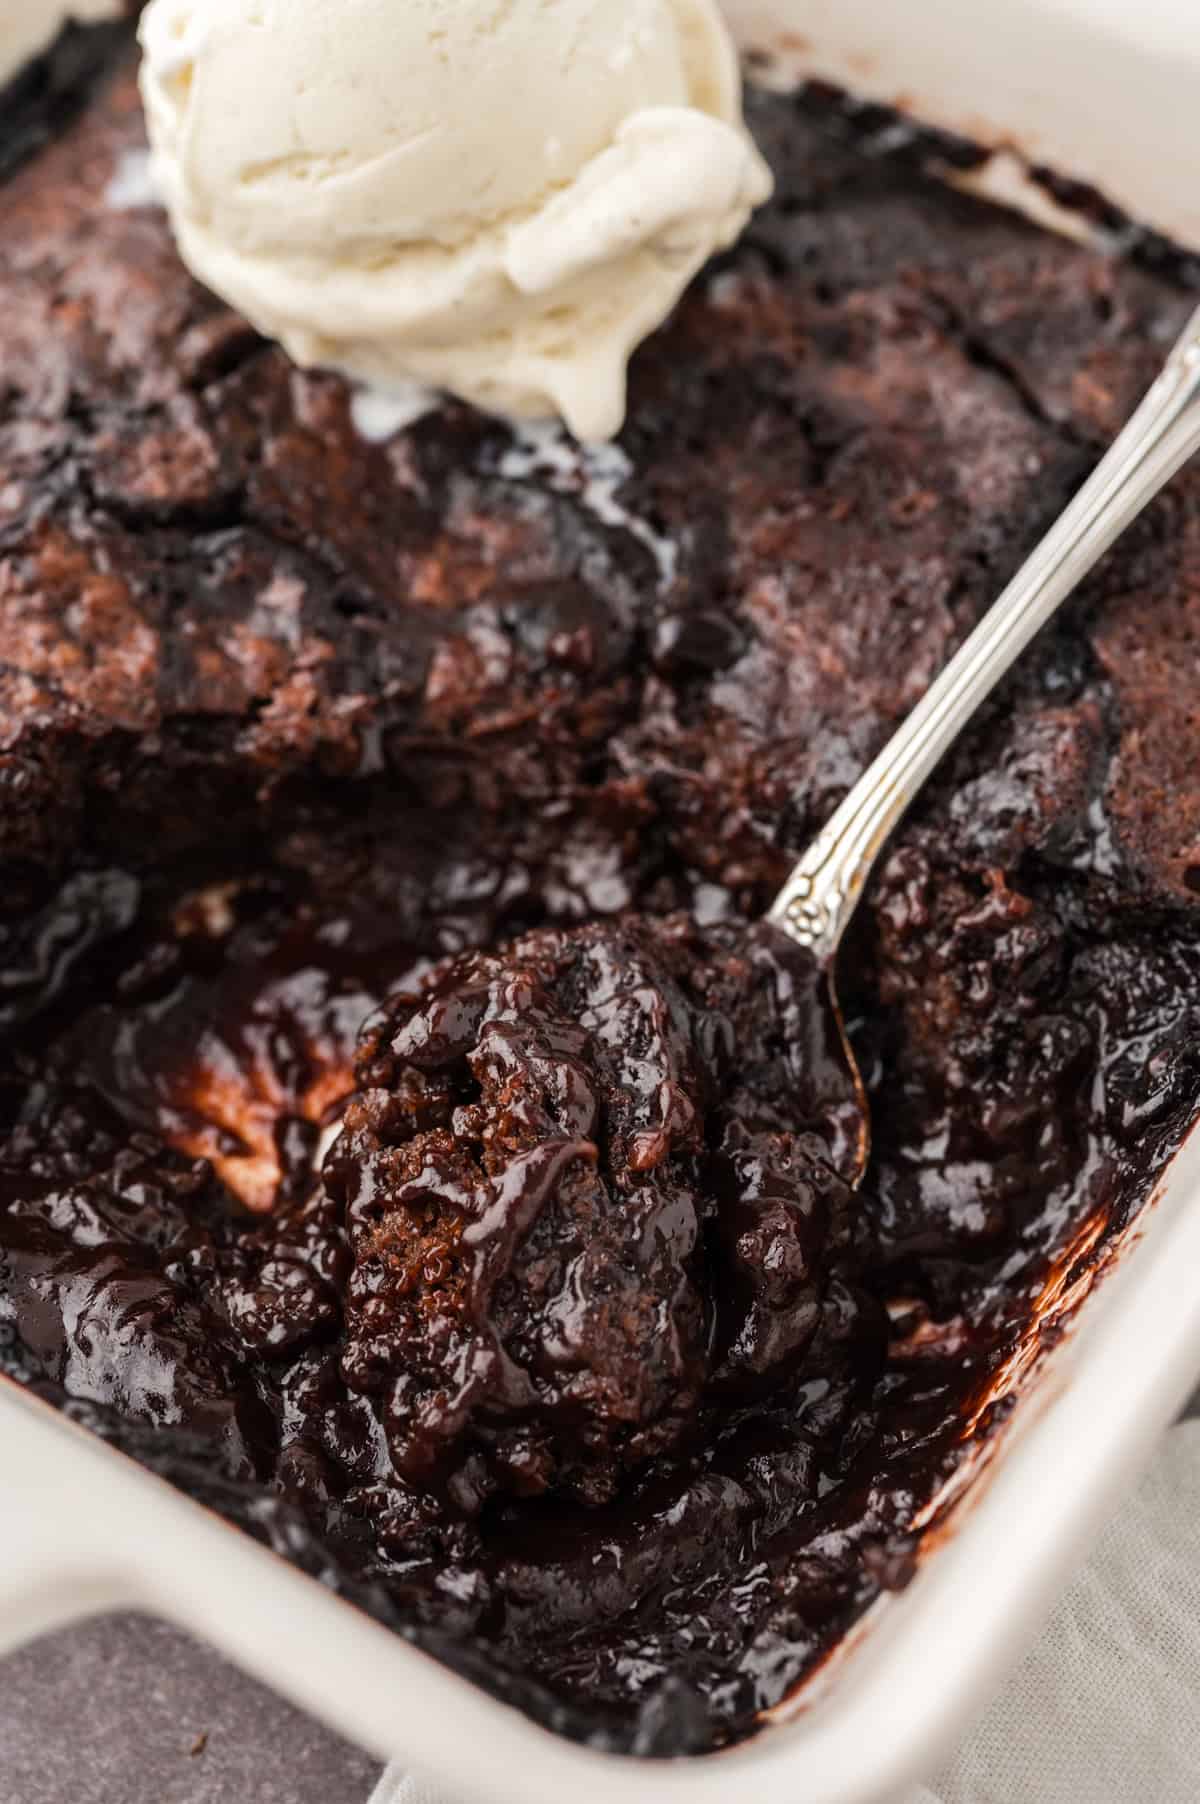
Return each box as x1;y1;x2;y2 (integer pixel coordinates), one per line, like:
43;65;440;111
5;58;1200;907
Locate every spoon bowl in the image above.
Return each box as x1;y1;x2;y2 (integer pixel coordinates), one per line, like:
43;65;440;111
760;925;870;1189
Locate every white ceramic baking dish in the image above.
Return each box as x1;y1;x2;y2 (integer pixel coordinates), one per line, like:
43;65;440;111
3;5;1200;1799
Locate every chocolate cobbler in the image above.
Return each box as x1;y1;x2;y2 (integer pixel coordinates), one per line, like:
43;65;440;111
2;23;1200;1756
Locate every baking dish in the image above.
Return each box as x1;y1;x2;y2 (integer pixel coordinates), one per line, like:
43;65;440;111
3;4;1200;1800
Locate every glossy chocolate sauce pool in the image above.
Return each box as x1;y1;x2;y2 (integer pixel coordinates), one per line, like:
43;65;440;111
2;34;1200;1754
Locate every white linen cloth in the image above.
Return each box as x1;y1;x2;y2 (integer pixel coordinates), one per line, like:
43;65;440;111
367;1415;1200;1804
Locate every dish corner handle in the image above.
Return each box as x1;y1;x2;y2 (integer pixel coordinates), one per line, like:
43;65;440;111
0;1383;144;1658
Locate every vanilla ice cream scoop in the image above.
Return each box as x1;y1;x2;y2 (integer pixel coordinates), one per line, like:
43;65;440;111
139;0;772;439
1;0;121;90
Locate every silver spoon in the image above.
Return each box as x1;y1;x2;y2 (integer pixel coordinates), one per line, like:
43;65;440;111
768;303;1200;1189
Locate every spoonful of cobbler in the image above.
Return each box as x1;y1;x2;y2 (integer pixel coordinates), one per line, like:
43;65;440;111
326;303;1200;1514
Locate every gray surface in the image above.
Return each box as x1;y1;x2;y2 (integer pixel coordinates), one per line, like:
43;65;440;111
0;1614;383;1804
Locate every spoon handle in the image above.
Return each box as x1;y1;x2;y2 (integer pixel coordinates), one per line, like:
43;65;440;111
769;302;1200;961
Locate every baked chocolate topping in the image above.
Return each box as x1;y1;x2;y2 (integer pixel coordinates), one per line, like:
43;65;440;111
2;31;1200;1756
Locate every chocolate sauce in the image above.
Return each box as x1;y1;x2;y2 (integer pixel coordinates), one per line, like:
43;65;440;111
327;918;869;1516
